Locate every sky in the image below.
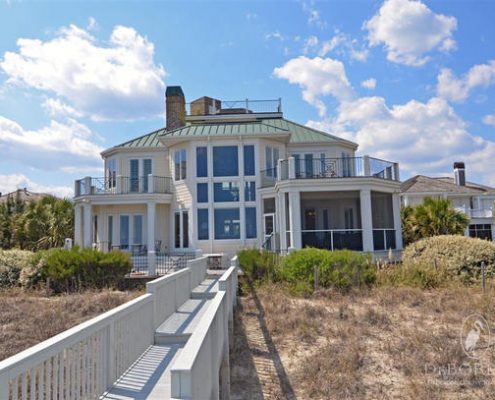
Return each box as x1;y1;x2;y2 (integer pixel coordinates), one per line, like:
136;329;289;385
0;0;494;197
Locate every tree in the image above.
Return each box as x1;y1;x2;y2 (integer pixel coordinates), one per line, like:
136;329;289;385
401;197;469;245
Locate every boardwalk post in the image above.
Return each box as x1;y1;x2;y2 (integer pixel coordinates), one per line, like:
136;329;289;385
482;262;486;294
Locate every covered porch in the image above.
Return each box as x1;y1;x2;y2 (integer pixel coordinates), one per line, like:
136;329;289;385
265;188;402;253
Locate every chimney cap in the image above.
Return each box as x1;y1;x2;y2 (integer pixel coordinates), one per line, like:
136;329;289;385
166;86;184;97
453;161;465;170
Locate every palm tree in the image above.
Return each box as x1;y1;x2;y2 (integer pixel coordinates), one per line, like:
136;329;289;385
401;197;469;244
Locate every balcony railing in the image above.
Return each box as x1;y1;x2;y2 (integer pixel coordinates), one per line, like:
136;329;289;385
373;229;396;251
74;175;172;197
302;229;364;251
454;206;493;219
260;156;399;188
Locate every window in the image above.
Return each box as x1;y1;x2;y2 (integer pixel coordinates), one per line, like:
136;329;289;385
197;209;209;240
93;216;98;244
263;198;276;214
143;159;152;192
342;152;352;177
108;216;113;248
245;207;257;239
130;159;139;192
469;224;492;241
214;208;240;240
294;154;301;177
214;182;240;202
244;181;256;202
133;215;143;244
196;147;208;177
265;147;279;177
213;146;238;177
120;216;129;249
344;208;354;230
243;145;255;176
174;149;187;181
107;159;117;188
174;210;189;248
197;183;208;203
304;154;313;178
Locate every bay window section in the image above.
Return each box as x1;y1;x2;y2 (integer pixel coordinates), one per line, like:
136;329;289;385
213;146;238;177
196;147;208;177
265;147;279;178
197;183;208;203
214;182;240;202
243;145;255;176
174;149;187;181
245;207;257;239
244;181;256;202
197;209;209;240
214;208;240;240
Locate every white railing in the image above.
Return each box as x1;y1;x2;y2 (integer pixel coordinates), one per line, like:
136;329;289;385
0;254;209;399
455;206;493;219
301;228;364;251
170;262;238;399
0;294;155;400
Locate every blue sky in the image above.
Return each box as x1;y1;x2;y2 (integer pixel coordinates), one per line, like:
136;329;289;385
0;0;494;196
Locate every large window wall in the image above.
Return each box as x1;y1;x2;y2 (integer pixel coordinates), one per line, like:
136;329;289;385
195;143;257;242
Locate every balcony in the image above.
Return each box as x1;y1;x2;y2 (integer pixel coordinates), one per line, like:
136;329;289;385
74;175;173;197
260;156;400;188
185;98;282;117
454;206;493;219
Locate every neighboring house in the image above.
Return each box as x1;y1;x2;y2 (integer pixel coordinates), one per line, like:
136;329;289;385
401;162;495;241
73;86;403;271
0;188;50;204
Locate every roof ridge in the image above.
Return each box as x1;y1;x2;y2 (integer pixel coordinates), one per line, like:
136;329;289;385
278;118;358;146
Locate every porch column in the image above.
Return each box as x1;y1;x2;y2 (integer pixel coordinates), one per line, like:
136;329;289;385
279;192;287;250
82;203;92;248
360;189;374;252
289;191;302;249
392;193;403;250
74;204;83;246
147;201;156;276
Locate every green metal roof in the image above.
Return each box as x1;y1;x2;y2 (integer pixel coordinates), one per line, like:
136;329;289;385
107;117;356;152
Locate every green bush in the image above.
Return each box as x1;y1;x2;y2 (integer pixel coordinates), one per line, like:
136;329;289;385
401;235;495;285
279;248;375;292
0;249;34;288
376;262;451;289
36;247;132;292
238;249;280;283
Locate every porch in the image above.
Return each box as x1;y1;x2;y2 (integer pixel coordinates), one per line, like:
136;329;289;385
263;189;402;253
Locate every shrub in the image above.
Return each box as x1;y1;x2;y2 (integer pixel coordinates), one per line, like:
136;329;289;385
0;249;34;288
36;247;132;292
376;262;451;289
401;235;495;285
279;248;375;292
238;249;280;283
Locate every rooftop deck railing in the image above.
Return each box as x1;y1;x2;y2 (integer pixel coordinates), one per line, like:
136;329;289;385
260;156;400;187
185;98;282;116
74;175;172;197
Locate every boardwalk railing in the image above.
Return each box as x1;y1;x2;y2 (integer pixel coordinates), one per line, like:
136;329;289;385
171;262;238;399
0;254;209;400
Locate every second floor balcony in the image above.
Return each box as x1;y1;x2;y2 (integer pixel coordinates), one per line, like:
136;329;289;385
454;206;494;219
74;175;173;197
260;156;400;188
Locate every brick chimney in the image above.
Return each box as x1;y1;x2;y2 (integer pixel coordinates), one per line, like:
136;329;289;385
166;86;186;131
453;161;466;186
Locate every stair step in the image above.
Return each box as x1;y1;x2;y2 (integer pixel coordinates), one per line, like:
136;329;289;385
154;298;212;345
190;277;219;299
102;344;183;400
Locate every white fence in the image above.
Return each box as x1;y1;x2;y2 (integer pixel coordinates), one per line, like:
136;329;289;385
0;255;209;400
171;263;238;399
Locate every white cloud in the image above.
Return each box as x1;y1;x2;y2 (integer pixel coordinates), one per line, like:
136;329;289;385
301;1;327;30
0;24;165;121
437;60;495;102
307;96;495;185
0;174;72;198
87;17;98;31
361;78;377;89
265;31;285;41
273;56;354;117
303;36;319;54
364;0;457;66
42;98;83;118
0;115;102;172
319;32;369;62
483;114;495;127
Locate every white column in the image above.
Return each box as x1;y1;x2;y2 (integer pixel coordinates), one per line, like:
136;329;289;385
279;192;287;250
288;156;296;179
148;174;153;194
82;203;92;248
289;191;302;249
392;193;403;250
147;201;156;276
74;204;83;246
360;189;374;252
